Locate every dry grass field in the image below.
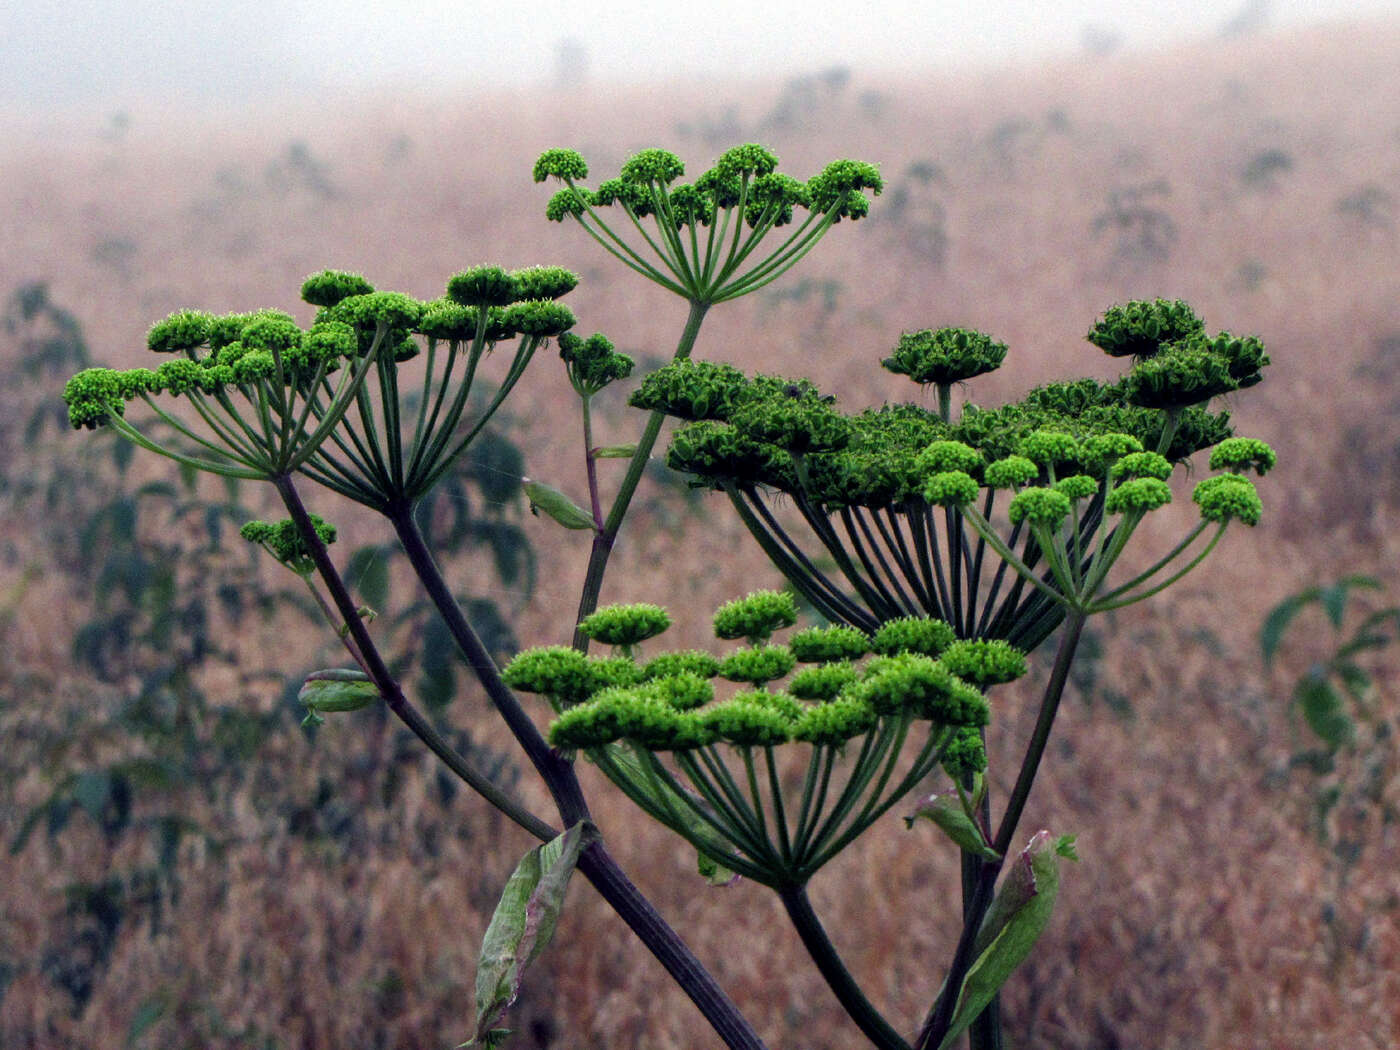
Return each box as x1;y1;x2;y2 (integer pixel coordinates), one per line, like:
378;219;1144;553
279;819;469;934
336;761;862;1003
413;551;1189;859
2;15;1399;1049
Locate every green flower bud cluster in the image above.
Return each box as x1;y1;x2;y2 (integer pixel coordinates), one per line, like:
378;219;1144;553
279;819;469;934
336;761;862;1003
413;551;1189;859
1121;330;1270;410
240;514;336;575
882;328;1009;386
508;596;987;756
1193;473;1263;526
648;349;1238;514
578;602;672;649
558;332;633;396
1208;436;1276;476
1086;299;1206;359
713;590;798;643
534;145;880;233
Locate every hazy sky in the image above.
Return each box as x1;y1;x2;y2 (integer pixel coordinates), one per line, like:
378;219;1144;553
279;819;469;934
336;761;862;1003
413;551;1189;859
4;0;1398;108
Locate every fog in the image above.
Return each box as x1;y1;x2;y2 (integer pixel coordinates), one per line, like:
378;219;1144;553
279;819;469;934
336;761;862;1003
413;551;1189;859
5;0;1398;109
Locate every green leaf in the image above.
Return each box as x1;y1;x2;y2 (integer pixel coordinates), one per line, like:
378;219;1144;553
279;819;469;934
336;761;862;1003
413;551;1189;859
1260;590;1313;666
346;545;390;612
1295;672;1353;749
464;821;599;1048
298;668;381;719
125;994;167;1046
522;479;595;531
593;444;639;459
905;791;1001;860
936;830;1068;1050
1321;575;1380;628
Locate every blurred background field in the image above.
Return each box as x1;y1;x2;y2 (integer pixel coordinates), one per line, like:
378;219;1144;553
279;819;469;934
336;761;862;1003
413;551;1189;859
1;13;1399;1049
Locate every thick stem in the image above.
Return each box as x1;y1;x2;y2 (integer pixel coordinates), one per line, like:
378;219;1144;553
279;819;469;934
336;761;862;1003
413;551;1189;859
390;504;592;823
389;503;768;1050
915;610;1087;1050
272;474;556;842
778;883;911;1050
578;845;769;1050
572;298;711;650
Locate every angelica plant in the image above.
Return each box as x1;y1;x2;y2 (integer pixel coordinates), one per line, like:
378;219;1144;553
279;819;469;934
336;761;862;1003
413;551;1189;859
59;125;1277;1050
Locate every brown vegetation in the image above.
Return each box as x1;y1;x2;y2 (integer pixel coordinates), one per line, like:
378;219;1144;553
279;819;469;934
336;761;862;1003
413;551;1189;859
2;16;1399;1049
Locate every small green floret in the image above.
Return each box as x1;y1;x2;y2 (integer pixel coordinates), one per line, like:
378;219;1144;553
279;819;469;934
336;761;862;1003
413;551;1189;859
559;332;634;396
1209;437;1276;476
713;590;798;643
807;159;884;217
1086;299;1204;359
300;270;374;308
984;455;1039;489
1082;432;1144;471
792;694;877;747
1193;474;1262;526
620;148;685;185
240;515;336;575
869;616;956;658
446;266;520;308
924;470;980;508
939;639;1027;687
1105;477;1172;515
502;646;596;706
545;188;589;222
715;143;780;179
701;697;794;748
640;650;721;681
533;148;589;183
578;603;672;648
503;300;576;338
916;440;983;475
548;694;627;750
859;653;986;723
1054;475;1100;501
147;310;213;355
789;662;860;701
789;625;870;663
512;265;579;301
63;368;127;429
1111;451;1172;481
883;328;1007;386
1008;487;1073;527
332;292;425;331
1019;431;1081;468
648;673;714;711
718;644;797;686
941;725;988;779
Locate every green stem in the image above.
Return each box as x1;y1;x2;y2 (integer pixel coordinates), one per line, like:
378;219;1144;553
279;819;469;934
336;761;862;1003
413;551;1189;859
915;610;1087;1050
388;504;767;1050
272;474;555;842
778;882;912;1050
572;299;711;649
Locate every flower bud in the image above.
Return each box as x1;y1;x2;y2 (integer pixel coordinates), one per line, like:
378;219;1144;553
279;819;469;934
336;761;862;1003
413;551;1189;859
578;603;672;648
870;616;955;658
713;590;798;644
533;148;588;183
1104;477;1172;515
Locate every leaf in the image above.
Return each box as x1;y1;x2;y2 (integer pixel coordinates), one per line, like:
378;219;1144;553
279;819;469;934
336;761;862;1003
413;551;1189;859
125;994;167;1046
465;822;599;1047
593;444;639;459
522;479;595;531
1295;672;1353;749
298;668;381;718
905;791;1001;860
346;545;390;612
1260;590;1313;666
1321;575;1380;628
936;830;1070;1050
